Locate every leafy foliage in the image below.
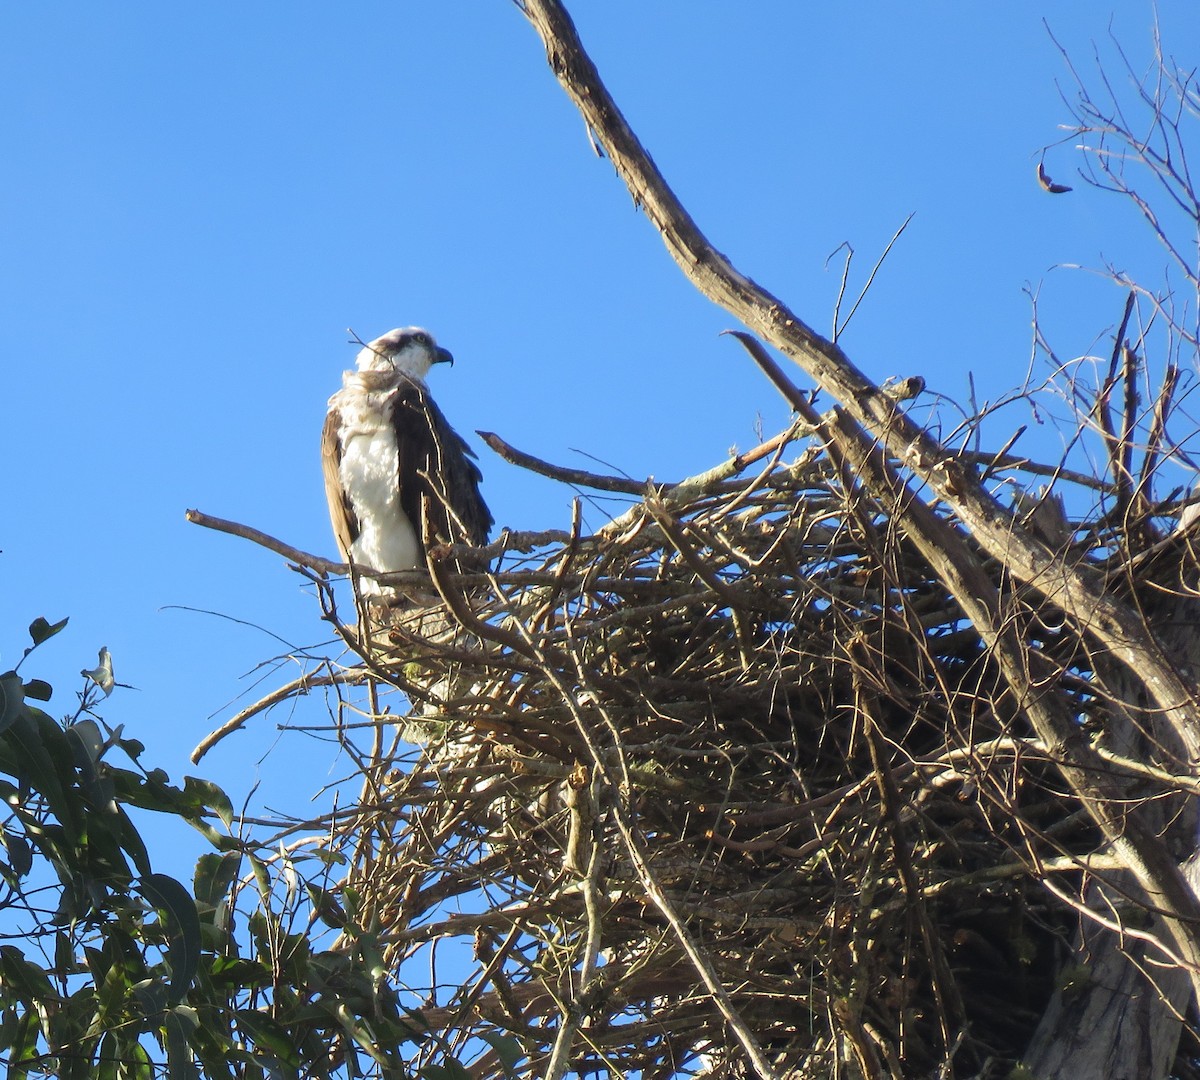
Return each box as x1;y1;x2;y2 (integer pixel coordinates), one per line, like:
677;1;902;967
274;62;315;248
0;619;440;1078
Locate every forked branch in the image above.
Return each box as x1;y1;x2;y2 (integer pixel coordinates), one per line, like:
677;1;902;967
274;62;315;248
519;0;1200;754
520;0;1200;998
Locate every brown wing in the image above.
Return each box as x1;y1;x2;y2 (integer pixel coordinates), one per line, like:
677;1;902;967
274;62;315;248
321;406;359;562
391;380;493;558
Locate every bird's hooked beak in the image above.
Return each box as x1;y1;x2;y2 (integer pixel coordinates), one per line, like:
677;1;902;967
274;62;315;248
434;346;454;367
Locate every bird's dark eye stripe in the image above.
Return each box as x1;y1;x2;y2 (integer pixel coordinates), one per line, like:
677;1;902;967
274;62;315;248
392;331;430;351
381;328;434;355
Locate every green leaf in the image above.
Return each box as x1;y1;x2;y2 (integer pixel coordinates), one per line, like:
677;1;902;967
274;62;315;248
249;855;271;899
64;1032;101;1080
165;1006;202;1080
421;1064;473;1080
0;673;27;735
0;944;58;1000
274;930;311;986
68;719;118;814
307;950;352;986
112;804;152;878
194;852;241;909
188;817;228;849
28;616;68;647
183;776;234;829
97;1030;152;1080
305;883;347;929
3;831;32;877
234;1009;304;1071
207;956;271;991
110;772;232;845
67;719;105;771
130;977;169;1025
108;767;185;814
54;931;75;976
118;736;145;761
480;1030;525;1078
0;708;80;847
125;1037;156;1080
136;873;202;1005
21;679;51;702
55;988;101;1076
0;1009;16;1055
7;1011;38;1079
94;959;134;1029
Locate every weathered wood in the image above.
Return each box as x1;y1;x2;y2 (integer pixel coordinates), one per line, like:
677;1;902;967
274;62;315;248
519;0;1200;749
519;2;1200;1072
1021;859;1200;1079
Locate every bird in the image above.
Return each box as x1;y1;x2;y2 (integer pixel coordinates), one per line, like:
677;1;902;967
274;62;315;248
322;327;493;600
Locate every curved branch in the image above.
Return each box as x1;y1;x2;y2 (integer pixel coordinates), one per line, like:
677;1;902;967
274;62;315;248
185;509;344;575
189;667;369;765
480;424;802;495
519;0;1200;1006
519;0;1200;756
478;431;655;493
729;329;1200;983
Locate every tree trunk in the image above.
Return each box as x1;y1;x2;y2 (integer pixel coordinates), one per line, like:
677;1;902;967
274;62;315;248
1025;566;1200;1078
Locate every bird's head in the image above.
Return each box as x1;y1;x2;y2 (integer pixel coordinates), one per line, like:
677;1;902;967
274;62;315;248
355;327;454;379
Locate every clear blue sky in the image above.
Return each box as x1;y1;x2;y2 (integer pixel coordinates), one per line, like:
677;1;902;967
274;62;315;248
1;3;1192;867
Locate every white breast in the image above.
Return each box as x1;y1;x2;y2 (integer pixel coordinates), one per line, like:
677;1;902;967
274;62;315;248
334;388;419;592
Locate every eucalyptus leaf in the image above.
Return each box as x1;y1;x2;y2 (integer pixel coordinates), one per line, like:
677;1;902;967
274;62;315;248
136;873;202;1005
4;832;32;877
113;804;153;877
0;1009;17;1055
165;1006;202;1080
208;955;272;990
234;1009;304;1070
421;1063;473;1080
194;851;241;909
183;775;235;828
0;673;27;734
67;718;105;772
28;615;68;647
131;976;169;1021
21;679;51;702
480;1030;525;1078
118;736;146;760
54;931;75;976
0;709;79;847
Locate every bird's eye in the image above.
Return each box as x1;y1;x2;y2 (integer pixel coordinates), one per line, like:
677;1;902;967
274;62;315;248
413;332;429;346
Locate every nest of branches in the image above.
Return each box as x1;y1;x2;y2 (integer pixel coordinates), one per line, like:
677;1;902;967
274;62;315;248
267;403;1199;1080
169;15;1200;1073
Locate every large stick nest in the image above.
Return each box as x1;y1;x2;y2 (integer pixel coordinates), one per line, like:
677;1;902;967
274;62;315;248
277;413;1200;1080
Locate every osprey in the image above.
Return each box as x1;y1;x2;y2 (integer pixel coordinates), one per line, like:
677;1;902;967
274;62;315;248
322;327;493;597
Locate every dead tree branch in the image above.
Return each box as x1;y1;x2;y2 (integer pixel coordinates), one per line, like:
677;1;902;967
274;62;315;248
521;0;1200;992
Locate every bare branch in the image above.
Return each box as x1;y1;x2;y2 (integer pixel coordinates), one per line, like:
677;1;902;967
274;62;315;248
186;508;344;575
519;0;1200;768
